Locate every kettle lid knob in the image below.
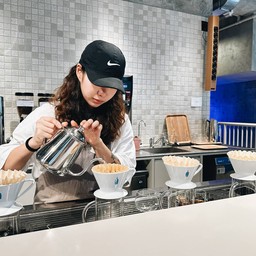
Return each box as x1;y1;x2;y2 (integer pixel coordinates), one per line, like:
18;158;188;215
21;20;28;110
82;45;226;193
70;126;85;143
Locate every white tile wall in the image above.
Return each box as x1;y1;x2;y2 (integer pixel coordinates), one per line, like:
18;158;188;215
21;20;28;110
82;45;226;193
0;0;210;144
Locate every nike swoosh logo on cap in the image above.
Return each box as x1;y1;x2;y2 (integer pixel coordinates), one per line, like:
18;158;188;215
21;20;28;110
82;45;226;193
107;60;120;66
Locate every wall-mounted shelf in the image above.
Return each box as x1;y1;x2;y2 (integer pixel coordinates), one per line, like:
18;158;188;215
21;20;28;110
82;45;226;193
204;16;219;91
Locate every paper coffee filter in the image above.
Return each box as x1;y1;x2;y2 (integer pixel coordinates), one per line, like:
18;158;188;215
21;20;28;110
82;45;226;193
227;150;256;161
92;163;128;173
0;169;26;185
162;155;199;167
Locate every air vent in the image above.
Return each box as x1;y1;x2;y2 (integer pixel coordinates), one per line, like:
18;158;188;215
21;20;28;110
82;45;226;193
213;0;240;17
217;17;256;84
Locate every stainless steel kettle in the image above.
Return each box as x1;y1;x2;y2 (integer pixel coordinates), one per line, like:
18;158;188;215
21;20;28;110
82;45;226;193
36;126;104;176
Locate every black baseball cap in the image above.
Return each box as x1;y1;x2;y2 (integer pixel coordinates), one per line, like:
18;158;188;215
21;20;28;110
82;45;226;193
79;40;126;93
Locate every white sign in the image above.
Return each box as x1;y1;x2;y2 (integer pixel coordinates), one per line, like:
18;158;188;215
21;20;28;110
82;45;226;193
191;97;202;107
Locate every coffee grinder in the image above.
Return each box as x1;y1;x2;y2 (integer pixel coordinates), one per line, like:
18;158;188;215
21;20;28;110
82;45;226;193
15;92;34;122
37;93;53;106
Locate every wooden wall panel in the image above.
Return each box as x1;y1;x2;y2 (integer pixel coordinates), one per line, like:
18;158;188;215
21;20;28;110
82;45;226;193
205;16;219;91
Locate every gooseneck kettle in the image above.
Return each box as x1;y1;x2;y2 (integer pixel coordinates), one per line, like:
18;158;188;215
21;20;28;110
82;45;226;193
36;126;104;176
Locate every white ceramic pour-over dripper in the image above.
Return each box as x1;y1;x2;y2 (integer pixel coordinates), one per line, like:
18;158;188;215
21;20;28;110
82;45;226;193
228;158;256;177
92;166;135;193
0;179;35;208
165;163;202;185
163;156;202;188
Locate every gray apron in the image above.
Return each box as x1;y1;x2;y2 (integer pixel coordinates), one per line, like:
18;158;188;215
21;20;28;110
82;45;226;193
34;151;98;204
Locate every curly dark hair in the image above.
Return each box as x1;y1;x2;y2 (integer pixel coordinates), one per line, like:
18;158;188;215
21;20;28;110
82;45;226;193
50;65;126;145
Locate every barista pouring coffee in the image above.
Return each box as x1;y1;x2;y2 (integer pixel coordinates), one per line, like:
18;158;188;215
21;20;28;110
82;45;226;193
0;40;136;204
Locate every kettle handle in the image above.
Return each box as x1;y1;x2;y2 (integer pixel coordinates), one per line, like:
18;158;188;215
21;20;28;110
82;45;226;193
66;157;105;176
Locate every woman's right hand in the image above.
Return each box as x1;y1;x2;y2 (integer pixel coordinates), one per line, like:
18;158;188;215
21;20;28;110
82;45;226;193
29;117;63;149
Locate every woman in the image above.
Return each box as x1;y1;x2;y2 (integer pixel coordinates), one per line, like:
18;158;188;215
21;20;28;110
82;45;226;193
0;40;136;204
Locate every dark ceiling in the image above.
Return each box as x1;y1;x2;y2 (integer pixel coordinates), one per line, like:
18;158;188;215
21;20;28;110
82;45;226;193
125;0;256;27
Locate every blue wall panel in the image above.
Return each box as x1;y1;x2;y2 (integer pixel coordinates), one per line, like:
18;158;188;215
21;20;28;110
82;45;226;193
210;80;256;123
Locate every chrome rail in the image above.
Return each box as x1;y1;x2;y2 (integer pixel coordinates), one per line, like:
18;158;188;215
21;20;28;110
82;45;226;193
218;122;256;149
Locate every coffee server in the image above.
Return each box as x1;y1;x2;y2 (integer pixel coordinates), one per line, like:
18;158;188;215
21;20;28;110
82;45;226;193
0;96;4;144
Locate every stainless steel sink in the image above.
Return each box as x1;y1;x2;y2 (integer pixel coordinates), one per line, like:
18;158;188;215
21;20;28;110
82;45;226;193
141;147;188;154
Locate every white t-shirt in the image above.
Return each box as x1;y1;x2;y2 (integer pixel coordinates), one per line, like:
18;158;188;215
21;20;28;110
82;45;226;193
0;102;136;179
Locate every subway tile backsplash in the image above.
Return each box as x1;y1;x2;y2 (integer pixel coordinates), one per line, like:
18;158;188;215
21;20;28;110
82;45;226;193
0;0;209;144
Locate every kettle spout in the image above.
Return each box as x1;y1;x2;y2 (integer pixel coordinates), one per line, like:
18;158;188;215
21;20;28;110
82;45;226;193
65;158;105;177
